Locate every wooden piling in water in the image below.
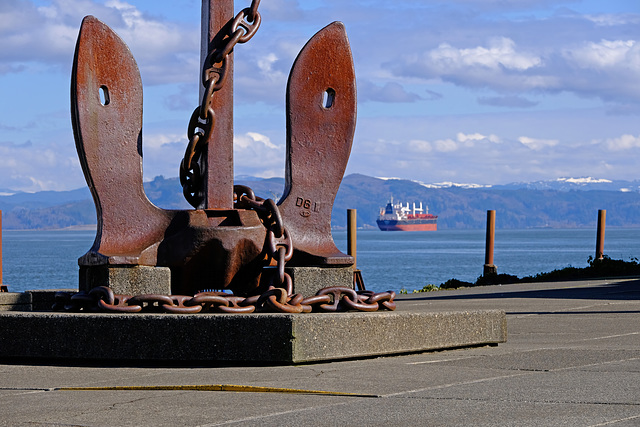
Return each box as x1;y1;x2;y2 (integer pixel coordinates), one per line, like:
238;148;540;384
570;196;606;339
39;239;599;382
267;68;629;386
484;210;497;276
347;209;365;290
0;210;4;290
347;209;357;269
596;209;606;260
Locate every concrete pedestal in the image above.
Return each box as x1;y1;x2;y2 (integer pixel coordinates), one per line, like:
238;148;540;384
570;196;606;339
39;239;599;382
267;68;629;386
287;266;354;295
483;264;498;276
79;265;172;295
0;309;506;364
0;292;30;311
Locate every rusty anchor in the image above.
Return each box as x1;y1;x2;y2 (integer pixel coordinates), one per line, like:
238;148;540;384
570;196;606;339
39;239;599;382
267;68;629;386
72;2;355;297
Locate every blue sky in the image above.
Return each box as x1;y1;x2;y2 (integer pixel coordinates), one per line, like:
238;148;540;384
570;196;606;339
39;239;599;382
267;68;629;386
1;0;640;192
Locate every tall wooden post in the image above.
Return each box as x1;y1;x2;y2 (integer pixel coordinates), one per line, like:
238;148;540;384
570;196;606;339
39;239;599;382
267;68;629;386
347;209;365;290
0;210;5;292
347;209;357;269
201;0;234;209
0;210;3;286
483;210;497;276
596;209;606;260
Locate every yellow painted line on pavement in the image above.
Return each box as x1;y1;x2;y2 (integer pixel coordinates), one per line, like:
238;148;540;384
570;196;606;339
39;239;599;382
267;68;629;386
56;384;378;398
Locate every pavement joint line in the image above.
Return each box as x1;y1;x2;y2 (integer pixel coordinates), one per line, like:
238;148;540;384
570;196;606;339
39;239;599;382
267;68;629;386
387;395;640;407
405;345;591;365
588;414;640;426
406;347;640;372
407;356;479;365
382;372;532;398
508;302;635;318
0;387;54;392
577;332;640;341
52;384;380;398
195;400;356;427
546;356;640;373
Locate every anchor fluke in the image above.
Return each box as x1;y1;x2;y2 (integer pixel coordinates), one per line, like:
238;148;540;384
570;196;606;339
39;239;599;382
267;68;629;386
278;22;357;266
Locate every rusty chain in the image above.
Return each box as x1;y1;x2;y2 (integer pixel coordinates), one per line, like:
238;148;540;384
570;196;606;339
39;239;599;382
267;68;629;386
234;184;294;293
180;0;262;208
84;0;390;316
53;180;396;314
50;184;399;315
52;286;396;314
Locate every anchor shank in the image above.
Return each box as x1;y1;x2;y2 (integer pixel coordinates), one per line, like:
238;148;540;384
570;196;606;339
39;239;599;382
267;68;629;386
201;0;234;209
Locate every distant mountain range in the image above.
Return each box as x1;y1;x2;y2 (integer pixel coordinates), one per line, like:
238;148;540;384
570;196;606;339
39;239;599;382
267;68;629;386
491;177;640;192
2;174;640;230
403;177;640;192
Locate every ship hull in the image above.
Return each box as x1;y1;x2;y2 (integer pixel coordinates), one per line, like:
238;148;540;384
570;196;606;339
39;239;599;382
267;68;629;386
376;219;437;231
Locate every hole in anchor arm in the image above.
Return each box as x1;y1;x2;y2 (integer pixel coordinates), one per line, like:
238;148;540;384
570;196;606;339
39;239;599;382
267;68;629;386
99;85;110;106
323;88;335;109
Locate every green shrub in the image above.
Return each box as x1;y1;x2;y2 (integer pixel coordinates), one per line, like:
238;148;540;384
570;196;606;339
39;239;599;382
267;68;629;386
440;278;473;289
436;255;640;290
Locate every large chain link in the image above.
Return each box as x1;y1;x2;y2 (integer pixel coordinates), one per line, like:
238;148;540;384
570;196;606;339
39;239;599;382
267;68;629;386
234;184;294;293
180;0;262;208
53;286;397;314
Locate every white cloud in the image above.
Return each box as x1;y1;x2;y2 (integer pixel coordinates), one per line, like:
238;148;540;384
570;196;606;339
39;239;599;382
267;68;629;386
140;131;285;182
0;0;198;84
0;141;84;192
358;81;423;103
565;40;638;69
388;13;640;104
477;95;539;108
233;132;284;178
144;133;182;149
606;134;640;150
408;139;432;153
429;37;542;71
405;132;501;154
518;136;559;151
394;37;558;93
257;53;279;74
585;14;640;27
456;132;501;143
434;138;458;152
236;132;279;150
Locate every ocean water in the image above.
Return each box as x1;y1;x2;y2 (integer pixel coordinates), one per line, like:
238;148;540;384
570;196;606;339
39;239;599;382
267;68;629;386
334;228;640;293
3;228;640;294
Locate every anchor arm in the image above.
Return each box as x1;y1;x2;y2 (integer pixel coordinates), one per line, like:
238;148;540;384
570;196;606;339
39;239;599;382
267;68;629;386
278;22;357;266
71;16;174;263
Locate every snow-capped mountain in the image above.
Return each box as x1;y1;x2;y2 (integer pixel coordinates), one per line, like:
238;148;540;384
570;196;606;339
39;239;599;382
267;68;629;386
382;176;640;192
491;177;640;192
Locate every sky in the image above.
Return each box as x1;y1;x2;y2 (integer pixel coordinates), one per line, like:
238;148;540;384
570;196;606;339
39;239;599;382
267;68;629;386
1;0;640;192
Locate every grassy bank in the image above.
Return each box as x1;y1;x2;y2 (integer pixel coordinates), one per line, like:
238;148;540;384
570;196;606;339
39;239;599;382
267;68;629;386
402;255;640;293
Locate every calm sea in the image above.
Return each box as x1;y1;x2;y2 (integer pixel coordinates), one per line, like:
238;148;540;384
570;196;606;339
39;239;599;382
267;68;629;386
3;228;640;294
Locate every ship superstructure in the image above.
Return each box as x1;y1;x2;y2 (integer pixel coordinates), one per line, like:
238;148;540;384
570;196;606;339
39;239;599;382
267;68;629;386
376;199;438;231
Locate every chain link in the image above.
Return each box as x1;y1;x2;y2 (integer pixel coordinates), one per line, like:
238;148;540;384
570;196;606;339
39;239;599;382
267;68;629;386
180;0;263;208
233;184;292;290
53;286;396;314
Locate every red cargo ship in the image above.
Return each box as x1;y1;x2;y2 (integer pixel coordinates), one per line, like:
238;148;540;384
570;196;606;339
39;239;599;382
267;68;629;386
376;200;438;231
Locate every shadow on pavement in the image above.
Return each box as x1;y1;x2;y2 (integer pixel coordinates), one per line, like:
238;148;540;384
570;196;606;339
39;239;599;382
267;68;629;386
399;279;640;302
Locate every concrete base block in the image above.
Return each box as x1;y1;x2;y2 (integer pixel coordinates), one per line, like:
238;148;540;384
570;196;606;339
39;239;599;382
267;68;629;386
28;289;77;311
483;264;498;276
287;266;354;296
0;310;506;364
79;265;171;295
0;293;31;311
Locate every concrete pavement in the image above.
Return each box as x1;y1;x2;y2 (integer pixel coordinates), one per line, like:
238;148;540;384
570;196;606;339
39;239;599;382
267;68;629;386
0;278;638;426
